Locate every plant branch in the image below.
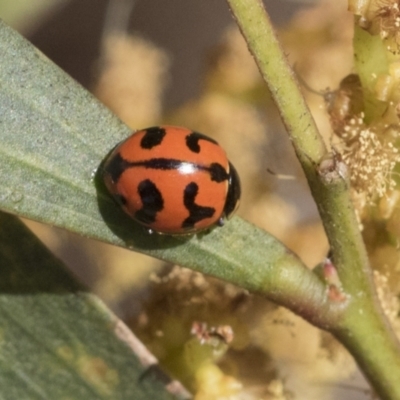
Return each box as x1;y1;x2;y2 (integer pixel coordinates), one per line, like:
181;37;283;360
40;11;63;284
226;0;400;398
224;0;371;296
226;0;327;170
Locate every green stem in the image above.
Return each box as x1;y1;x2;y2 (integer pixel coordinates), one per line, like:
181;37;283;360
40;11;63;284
316;163;400;399
226;0;327;169
335;302;400;400
226;0;400;398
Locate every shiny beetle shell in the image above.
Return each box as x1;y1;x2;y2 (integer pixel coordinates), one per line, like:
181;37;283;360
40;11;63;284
103;126;241;234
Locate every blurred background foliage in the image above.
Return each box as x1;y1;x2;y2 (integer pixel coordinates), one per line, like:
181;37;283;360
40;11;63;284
2;0;397;399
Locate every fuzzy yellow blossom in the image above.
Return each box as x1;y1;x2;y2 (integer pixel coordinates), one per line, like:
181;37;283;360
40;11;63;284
339;113;400;200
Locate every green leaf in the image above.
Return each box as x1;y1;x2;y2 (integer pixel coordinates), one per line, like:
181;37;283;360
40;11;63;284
0;211;189;399
0;20;326;309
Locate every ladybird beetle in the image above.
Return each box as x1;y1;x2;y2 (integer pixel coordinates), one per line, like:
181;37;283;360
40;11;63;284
103;126;241;234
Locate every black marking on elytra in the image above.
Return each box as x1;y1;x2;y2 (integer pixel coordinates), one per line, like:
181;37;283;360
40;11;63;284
140;127;167;149
134;179;164;224
186;132;218;153
209;163;229;182
105;152;131;183
182;182;215;229
120;158;229;182
138;158;185;170
223;162;241;218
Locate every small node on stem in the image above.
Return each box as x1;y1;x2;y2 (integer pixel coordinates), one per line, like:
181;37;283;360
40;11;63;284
322;258;348;303
317;151;349;184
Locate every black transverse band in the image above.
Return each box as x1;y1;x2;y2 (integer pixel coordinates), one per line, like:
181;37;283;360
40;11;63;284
107;156;229;183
